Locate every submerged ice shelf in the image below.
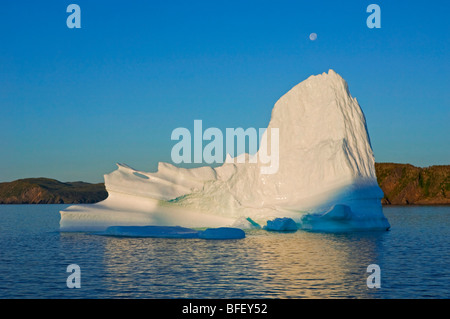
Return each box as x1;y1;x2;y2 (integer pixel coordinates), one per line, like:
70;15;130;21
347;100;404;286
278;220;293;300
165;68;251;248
60;70;390;233
98;226;246;240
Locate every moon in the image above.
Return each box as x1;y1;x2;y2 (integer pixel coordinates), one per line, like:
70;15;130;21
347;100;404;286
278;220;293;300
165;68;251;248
309;33;317;41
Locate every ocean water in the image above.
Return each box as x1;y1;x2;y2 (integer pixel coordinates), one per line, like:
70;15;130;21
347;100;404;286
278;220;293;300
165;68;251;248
0;205;448;299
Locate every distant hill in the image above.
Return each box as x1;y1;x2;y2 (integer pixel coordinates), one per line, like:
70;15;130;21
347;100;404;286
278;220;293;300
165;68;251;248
0;178;108;204
375;163;450;205
0;163;449;205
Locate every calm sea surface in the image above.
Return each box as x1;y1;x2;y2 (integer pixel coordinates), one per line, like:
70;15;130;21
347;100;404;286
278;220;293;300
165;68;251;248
0;205;448;299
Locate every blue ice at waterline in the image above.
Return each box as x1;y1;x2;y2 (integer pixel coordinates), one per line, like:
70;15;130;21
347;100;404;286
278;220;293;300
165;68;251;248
264;218;298;232
98;225;245;240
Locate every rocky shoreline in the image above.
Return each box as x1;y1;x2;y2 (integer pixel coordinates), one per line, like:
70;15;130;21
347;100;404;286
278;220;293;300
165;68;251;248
375;163;450;205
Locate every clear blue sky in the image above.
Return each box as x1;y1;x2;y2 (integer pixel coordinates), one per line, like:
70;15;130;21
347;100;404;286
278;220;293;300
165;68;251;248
1;0;449;183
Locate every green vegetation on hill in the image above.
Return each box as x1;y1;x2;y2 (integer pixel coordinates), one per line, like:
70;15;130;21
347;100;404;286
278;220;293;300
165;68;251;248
375;163;450;205
0;178;107;204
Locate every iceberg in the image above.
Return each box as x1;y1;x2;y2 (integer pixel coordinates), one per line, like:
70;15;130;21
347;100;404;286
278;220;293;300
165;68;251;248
60;70;390;232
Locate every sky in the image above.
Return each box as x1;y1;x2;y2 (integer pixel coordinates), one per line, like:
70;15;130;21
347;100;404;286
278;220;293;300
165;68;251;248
0;0;449;183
